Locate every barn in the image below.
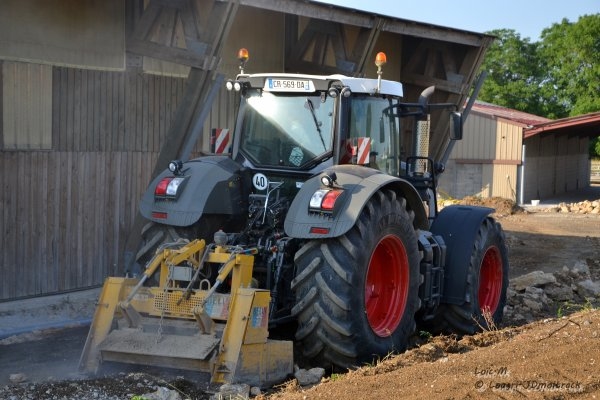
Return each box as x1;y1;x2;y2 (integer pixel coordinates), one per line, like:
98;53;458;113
438;101;600;204
0;0;493;300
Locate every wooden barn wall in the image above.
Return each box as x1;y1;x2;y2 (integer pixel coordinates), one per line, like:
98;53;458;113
0;65;187;300
51;67;185;152
0;151;157;299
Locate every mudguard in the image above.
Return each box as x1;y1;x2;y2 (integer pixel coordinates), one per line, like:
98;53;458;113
429;205;494;305
284;165;428;239
139;156;247;226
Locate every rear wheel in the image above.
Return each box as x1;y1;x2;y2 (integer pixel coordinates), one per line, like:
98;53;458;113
438;217;509;334
291;190;421;369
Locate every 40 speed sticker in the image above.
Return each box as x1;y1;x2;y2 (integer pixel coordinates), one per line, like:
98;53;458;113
252;172;269;191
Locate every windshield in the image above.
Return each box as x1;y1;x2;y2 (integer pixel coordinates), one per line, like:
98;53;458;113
239;90;334;168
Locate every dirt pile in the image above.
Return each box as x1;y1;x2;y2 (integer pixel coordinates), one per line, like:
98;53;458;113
269;309;600;399
442;195;600;216
440;196;523;216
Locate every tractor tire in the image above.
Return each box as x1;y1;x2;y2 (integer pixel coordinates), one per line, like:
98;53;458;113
291;189;421;370
436;217;509;334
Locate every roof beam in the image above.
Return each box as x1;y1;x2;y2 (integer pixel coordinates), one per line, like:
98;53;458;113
226;0;490;47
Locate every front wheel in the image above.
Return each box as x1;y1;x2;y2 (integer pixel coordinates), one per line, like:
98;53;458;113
291;190;421;370
438;217;509;334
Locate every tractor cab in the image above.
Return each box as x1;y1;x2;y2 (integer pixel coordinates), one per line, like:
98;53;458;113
227;52;407;181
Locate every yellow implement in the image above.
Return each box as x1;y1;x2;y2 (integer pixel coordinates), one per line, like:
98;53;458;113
79;239;293;387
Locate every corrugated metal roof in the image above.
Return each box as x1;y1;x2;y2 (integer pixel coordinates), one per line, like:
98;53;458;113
524;112;600;138
471;101;551;126
471;100;600;139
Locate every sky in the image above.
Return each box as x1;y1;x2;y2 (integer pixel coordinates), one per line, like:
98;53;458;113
317;0;599;41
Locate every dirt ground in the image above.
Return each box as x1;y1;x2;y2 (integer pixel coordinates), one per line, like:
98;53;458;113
0;197;599;399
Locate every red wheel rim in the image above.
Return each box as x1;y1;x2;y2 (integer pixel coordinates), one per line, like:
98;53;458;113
365;235;409;337
478;246;503;314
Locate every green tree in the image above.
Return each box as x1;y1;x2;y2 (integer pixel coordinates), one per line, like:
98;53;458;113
479;15;600;120
478;16;600;157
538;14;600;117
477;29;550;115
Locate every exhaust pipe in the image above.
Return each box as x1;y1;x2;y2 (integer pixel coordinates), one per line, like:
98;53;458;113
414;86;435;175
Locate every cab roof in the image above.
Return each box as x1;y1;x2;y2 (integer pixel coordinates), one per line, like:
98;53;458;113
238;73;403;97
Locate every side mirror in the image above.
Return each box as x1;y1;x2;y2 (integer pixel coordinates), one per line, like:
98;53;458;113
449;111;463;140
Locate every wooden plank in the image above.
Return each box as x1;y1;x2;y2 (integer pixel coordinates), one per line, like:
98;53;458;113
99;151;109;280
47;153;59;293
112;71;120;152
59;152;71;290
86;152;97;286
51;67;60;150
74;69;82;152
94;71;102;151
110;152;129;272
137;74;145;151
126;72;136;151
76;152;84;287
107;152;117;277
0;153;5;297
116;73;126;151
59;68;69;150
80;69;89;151
67;68;75;151
142;74;149;151
164;76;173;145
104;72;114;151
92;152;104;285
0;153;17;298
9;151;18;296
32;152;45;293
155;76;163;152
25;151;34;294
0;60;2;148
99;72;107;151
148;76;156;151
16;152;27;296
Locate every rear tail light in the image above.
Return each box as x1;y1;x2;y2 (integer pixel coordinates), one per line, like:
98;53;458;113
309;189;343;213
321;190;343;210
154;177;188;200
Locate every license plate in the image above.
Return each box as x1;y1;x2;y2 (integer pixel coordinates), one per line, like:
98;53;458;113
264;78;313;92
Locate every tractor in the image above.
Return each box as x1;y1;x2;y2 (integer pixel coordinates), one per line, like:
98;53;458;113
80;49;509;386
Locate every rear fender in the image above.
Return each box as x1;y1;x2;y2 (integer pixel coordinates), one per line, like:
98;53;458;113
284;165;428;239
430;205;494;305
140;156;247;227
